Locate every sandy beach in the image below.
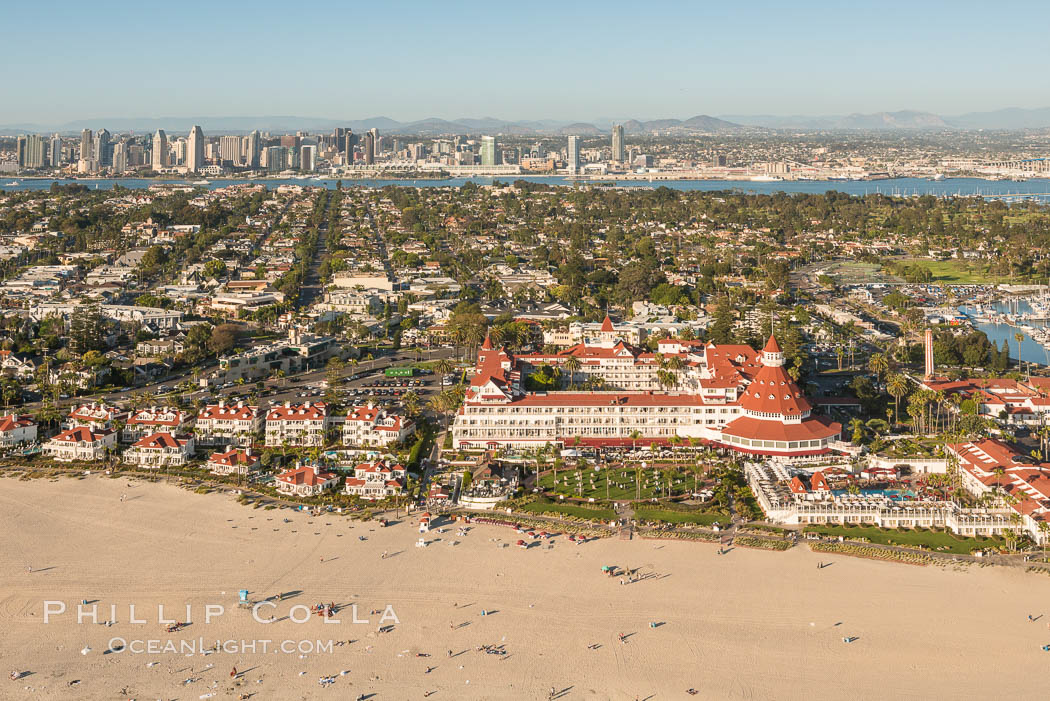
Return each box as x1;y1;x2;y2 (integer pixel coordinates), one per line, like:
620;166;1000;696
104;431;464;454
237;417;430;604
1;474;1049;700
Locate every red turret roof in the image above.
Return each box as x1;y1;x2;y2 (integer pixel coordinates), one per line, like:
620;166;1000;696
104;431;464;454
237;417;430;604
763;335;781;353
600;315;615;332
481;333;493;351
738;364;812;416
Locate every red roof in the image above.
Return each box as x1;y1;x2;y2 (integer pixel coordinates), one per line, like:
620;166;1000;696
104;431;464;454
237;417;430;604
127;408;186;427
277;466;337;486
811;471;830;491
0;414;34;432
199;403;261;421
737;339;812;417
267;402;327;421
467;391;708;408
721;415;841;443
51;426;113;443
208;448;259;468
131;432;190;449
600;315;615;332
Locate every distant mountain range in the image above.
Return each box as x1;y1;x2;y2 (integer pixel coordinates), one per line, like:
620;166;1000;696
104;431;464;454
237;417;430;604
720;107;1050;130
4;107;1050;135
0;114;747;136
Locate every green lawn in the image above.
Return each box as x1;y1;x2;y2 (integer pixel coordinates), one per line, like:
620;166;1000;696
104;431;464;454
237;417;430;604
802;524;1003;555
633;508;724;526
537;467;694;501
891;258;1003;285
519;501;616;522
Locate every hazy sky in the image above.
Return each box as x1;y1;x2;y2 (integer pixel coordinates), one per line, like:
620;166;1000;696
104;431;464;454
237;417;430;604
6;0;1050;124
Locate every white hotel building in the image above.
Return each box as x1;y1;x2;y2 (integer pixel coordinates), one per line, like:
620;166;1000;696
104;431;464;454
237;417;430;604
453;332;841;458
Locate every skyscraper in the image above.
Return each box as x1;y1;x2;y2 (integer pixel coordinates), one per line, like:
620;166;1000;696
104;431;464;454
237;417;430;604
80;129;93;161
245;130;261;169
112;141;128;173
219;135;242;166
94;129;112;166
480;136;497;167
262;146;286;172
567;135;580;173
26;134;46;168
611;124;624;163
363;132;375;165
344;132;358;164
368;128;380;159
151;130;168;170
187;125;205;172
300;145;316;172
18;135;47;169
49;135;63;167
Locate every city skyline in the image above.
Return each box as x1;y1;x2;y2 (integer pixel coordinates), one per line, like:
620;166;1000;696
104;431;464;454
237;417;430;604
6;0;1050;124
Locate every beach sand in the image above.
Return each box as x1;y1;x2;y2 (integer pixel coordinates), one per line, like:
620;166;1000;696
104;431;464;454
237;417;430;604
1;473;1048;700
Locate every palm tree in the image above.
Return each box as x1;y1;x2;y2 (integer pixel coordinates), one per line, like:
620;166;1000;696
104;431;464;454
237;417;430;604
462;325;485;361
835;344;845;372
434;358;455;386
563;356;581;390
887;374;908;427
848;418;866;445
1039;521;1050;562
428;392;449;430
402;390;420;419
867;352;889;382
487;326;504;349
993;466;1005;494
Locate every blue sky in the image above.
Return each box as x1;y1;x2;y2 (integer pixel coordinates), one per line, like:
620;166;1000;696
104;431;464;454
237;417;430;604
6;0;1050;124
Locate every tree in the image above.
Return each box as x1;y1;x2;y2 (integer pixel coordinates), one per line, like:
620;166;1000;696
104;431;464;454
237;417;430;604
867;352;889;382
325;357;345;387
887;374;908;426
203;259;228;279
434;358;455;384
208;324;241;356
849;418;866;445
563;356;581;389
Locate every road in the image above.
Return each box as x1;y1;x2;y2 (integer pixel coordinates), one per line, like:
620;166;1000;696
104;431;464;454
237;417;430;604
24;347;461;416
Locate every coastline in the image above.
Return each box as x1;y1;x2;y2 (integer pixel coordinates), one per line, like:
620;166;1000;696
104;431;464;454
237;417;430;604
3;474;1050;699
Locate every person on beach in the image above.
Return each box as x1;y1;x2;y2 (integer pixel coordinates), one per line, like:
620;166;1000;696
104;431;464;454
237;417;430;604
230;666;237;678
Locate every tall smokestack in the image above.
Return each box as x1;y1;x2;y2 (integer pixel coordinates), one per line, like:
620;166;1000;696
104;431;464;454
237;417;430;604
924;328;934;380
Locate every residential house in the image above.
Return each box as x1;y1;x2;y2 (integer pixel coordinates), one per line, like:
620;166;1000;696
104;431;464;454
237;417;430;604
0;350;35;379
196;401;264;446
0;414;37;446
342;404;415;447
65;402;128;431
122;407;192;443
265;402;328;447
44;426;117;461
207;446;260;476
123;432;194;468
344;460;407;500
275;463;339;497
